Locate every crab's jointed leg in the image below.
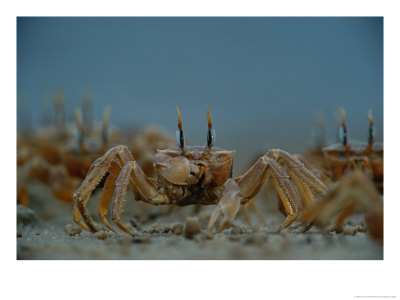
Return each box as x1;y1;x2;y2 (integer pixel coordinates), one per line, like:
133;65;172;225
208;179;242;232
73;145;170;235
97;160;121;233
208;149;328;232
242;198;266;228
301;170;382;239
109;160;169;235
73;146;123;232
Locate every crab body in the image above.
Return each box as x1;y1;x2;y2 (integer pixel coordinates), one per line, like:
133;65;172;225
322;108;383;192
323;142;383;184
154;146;234;205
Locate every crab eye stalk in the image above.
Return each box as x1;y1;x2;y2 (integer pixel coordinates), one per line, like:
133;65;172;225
203;106;215;154
101;106;111;147
365;109;375;153
207;127;215;148
338;107;348;146
176;128;184;148
74;108;85;148
175;106;185;152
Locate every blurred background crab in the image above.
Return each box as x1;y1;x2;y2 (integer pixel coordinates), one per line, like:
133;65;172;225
17;91;179;208
322;107;383;193
302;108;383;190
17;93;120;205
299;170;383;241
278;108;384;239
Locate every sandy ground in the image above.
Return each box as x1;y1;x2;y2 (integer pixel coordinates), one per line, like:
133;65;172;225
17;182;383;260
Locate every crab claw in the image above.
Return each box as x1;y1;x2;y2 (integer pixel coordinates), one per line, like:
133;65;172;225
208;179;242;232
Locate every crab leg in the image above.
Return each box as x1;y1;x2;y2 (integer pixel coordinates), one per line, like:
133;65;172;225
110;162;137;235
331;202;356;232
266;149;328;231
242;198;266;228
209;154;306;232
242;203;252;227
110;161;169;235
266;158;304;231
267;149;327;196
208;155;270;232
286;168;315;207
73;145;127;232
268;165;302;215
293;153;332;186
97;161;121;233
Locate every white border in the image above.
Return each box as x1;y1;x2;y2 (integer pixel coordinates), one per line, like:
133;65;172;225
3;1;399;300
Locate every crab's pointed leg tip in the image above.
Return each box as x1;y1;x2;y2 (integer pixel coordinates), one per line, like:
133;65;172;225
207;207;221;231
217;218;232;233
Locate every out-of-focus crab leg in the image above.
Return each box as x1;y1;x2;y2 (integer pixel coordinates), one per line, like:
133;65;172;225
331;203;356;232
73;145;124;232
110;161;169;235
242;203;252;227
97;161;121;233
242;198;266;228
101;106;111;149
301;171;383;239
249;199;266;222
17;188;29;207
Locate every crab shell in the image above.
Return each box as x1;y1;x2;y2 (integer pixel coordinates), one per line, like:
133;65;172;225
154;146;235;187
322;142;383;185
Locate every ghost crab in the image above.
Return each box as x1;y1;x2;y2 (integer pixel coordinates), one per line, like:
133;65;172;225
17;102;115;205
322;108;383;192
73;107;327;235
299;170;383;240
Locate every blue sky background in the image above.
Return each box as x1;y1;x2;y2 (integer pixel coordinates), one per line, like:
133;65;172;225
17;17;383;171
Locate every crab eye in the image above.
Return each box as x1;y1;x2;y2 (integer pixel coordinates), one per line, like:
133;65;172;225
368;126;376;145
175;106;185;150
176;129;184;148
207;128;215;148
